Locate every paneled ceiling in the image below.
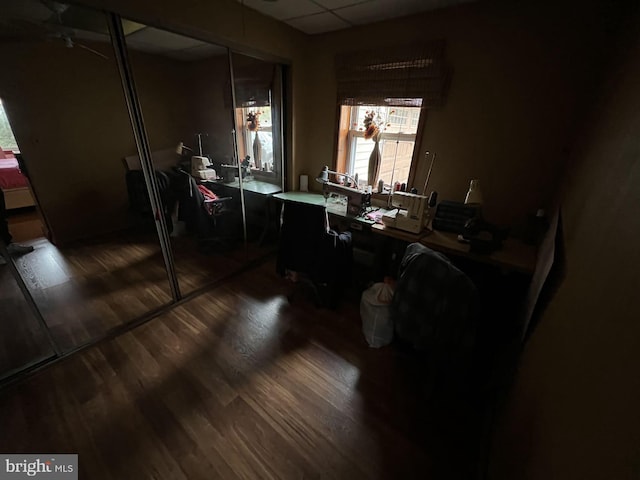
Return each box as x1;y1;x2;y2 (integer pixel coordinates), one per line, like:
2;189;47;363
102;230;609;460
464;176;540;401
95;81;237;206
0;0;474;60
0;0;227;61
237;0;475;34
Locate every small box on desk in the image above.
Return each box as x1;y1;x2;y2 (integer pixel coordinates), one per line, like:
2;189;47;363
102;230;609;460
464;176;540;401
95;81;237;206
432;201;479;234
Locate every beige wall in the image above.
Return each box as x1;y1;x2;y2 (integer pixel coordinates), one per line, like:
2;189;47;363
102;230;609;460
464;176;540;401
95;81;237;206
0;40;134;243
2;0;624;240
0;40;194;243
298;0;618;226
490;12;640;480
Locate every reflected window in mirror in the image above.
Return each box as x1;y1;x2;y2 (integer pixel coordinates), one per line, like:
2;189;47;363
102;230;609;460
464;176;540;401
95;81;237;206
231;52;285;187
235;106;275;173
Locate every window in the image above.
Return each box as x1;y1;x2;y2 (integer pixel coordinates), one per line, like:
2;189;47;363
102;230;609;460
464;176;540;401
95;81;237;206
236;106;275;172
0;100;19;152
334;41;447;192
339;101;422;191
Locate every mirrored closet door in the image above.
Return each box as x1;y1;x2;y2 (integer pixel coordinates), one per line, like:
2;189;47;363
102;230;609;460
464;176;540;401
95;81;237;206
0;2;174;354
230;51;285;251
121;21;279;295
0;246;56;381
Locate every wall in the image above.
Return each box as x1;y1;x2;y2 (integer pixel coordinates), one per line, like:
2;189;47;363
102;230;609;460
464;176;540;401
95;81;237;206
490;9;640;479
0;39;194;243
297;0;619;226
6;0;621;240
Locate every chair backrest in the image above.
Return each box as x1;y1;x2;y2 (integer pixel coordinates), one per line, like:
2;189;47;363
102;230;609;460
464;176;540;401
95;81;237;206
392;243;477;353
125;170;173;214
277;201;328;276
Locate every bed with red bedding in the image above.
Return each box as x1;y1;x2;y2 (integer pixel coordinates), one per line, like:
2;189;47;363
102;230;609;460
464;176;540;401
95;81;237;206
0;152;35;209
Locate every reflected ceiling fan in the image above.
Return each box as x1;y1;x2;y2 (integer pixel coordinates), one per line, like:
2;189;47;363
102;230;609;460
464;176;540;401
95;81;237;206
0;0;109;59
40;0;108;59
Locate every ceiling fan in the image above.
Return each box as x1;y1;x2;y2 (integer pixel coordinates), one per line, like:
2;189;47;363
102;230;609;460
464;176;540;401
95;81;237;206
0;0;109;59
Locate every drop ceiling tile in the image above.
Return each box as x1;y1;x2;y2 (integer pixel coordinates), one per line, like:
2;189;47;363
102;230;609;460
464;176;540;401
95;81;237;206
285;11;351;34
73;29;111;44
0;0;54;23
240;0;324;20
313;0;371;10
335;0;459;25
124;41;166;55
126;27;205;51
165;43;228;61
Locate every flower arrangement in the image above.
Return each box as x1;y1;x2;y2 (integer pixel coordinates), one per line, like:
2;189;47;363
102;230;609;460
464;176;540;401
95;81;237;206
246;110;262;131
359;109;394;141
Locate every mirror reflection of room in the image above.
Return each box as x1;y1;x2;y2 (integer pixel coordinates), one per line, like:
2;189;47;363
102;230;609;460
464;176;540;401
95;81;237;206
0;1;176;357
126;27;286;295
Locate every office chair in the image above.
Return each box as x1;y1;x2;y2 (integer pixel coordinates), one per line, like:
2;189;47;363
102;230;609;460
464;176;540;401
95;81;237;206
172;172;234;252
391;243;478;393
276;201;352;308
125;169;175;233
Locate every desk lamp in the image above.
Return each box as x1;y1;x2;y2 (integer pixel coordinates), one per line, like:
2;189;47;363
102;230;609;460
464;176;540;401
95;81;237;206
175;142;194;155
315;166;358;188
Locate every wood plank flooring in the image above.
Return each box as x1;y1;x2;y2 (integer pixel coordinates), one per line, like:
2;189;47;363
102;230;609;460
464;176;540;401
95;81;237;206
0;260;485;479
1;231;274;367
6;207;45;242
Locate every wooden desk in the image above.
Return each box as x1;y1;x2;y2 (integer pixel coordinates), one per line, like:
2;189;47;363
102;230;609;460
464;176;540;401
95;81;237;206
273;191;325;206
214;178;283;196
205;179;282;243
372;224;536;274
274;191;537;275
273;191;375;221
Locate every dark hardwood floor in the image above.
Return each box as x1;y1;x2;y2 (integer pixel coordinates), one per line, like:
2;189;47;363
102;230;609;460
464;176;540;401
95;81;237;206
1;231;274;363
0;260;485;479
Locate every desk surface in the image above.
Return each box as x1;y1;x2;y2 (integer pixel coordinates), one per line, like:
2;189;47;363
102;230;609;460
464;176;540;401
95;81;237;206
372;224;536;274
273;191;357;218
274;191;537;274
206;179;282;195
274;191;325;205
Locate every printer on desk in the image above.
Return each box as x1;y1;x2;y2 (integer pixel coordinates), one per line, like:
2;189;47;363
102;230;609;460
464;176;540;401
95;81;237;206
382;191;429;234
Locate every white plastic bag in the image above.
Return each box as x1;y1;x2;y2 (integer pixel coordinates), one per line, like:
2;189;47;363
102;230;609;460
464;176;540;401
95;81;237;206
360;282;394;348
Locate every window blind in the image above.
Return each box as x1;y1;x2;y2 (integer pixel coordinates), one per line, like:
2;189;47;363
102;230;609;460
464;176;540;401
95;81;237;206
233;62;275;107
335;40;448;107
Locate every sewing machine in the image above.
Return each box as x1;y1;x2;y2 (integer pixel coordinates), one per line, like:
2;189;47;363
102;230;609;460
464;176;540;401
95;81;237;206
381;191;428;233
191;156;217;180
321;181;371;217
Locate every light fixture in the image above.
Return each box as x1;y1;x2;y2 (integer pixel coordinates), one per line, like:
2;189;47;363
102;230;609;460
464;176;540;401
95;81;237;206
315;165;358;188
176;142;194;155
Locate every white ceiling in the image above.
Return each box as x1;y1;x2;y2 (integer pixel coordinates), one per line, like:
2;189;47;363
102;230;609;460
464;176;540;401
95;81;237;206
0;0;228;62
124;27;228;61
237;0;475;34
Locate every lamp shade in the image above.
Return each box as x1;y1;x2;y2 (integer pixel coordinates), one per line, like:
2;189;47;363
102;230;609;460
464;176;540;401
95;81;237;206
316;166;329;183
464;179;483;205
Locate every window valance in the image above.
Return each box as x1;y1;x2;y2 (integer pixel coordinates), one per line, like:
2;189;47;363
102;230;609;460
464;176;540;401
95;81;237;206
335;40;448;107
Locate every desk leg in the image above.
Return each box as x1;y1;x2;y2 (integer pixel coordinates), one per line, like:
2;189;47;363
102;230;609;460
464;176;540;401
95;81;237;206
375;236;408;279
259;195;279;245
